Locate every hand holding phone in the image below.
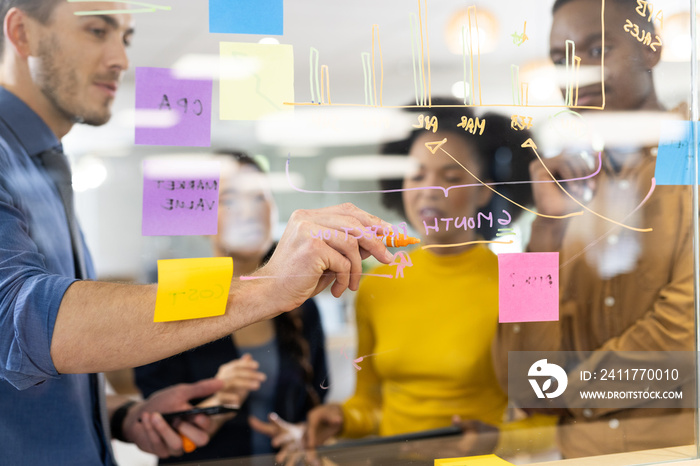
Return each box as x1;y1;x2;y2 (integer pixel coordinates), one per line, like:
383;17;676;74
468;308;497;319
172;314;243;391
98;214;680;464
161;404;240;424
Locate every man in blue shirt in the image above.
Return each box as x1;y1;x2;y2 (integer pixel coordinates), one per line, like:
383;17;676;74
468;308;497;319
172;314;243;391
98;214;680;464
0;1;394;464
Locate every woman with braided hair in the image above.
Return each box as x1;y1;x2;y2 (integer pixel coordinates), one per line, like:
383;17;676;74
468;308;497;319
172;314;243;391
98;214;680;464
134;151;328;462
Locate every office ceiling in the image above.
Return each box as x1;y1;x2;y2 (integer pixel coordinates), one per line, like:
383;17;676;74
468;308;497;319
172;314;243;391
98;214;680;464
63;0;695;155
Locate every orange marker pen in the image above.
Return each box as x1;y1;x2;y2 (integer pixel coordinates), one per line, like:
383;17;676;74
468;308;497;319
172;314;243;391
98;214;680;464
382;234;420;247
181;434;196;453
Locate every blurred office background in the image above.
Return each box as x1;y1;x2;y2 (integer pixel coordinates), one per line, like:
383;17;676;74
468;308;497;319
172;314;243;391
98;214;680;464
61;1;697;463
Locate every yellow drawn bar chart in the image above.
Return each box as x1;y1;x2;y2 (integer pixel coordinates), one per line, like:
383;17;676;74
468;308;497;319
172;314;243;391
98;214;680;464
288;0;606;110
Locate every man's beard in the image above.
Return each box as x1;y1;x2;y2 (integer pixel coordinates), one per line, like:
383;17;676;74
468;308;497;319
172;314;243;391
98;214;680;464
35;35;114;127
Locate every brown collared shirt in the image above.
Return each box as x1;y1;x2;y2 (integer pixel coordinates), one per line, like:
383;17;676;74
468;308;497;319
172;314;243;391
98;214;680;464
493;146;695;458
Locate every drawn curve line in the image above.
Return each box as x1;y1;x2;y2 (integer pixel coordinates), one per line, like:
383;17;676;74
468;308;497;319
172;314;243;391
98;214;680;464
68;0;171;14
254;74;282;111
346;348;397;370
74;8;162;14
285;151;602;196
422;239;514;250
353;350;395;367
559;177;657;268
527;145;653;232
409;13;424;106
310;47;320;104
422;0;431;107
438;146;583;220
321;348;397;388
240;272;394;280
361;53;372;106
283;102;607;110
225;52;283;112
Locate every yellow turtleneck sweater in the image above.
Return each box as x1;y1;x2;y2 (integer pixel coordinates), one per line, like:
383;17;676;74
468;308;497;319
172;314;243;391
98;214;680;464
342;244;504;435
341;244;555;453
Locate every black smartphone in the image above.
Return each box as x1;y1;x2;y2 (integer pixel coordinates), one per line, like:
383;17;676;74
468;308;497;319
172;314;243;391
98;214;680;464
161;405;240;424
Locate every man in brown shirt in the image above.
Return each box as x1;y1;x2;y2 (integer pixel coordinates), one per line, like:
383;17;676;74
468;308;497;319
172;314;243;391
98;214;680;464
493;0;695;457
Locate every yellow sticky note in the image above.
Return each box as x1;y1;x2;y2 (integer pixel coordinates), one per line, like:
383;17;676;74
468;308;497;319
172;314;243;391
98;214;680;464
435;454;514;466
154;257;233;322
219;42;294;120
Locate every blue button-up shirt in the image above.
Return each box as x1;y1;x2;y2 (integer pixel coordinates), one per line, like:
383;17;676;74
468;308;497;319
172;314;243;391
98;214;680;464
0;87;114;465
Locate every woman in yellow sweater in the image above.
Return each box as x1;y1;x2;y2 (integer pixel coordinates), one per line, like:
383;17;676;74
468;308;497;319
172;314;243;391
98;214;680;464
253;101;555;459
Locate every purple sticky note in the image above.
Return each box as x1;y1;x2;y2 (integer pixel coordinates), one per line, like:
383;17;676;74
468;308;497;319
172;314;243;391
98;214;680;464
498;252;559;323
135;67;212;147
142;159;220;236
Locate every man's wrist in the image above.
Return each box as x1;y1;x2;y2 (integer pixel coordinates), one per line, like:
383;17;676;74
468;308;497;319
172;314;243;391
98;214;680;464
111;399;139;442
227;272;290;324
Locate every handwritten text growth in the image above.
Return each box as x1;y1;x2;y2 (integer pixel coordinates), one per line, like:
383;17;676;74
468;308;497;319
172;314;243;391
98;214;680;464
311;223;409;241
423;210;511;236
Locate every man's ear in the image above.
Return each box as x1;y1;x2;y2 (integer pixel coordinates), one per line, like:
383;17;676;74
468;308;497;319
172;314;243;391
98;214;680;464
642;36;662;70
4;8;34;59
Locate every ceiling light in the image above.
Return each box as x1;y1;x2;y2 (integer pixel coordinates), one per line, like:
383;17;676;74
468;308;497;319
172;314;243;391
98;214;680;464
661;12;700;62
171;54;260;80
519;59;561;104
73;156;108;192
327;155;418;181
445;7;499;55
134;109;179;128
258;37;280;45
451;80;470;100
257;107;415;148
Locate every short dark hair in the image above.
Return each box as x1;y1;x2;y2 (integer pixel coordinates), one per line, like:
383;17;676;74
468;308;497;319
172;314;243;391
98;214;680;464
379;97;535;240
553;0;636;12
552;0;655;33
0;1;61;57
215;149;264;173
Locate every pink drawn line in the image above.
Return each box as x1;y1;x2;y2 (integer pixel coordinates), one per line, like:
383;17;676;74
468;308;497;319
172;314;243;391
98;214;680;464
559;177;657;269
339;346;362;370
341;347;395;371
351;350;397;370
321;348;397;389
240;273;394;280
341;347;364;370
422;239;513;250
351;354;373;370
285;152;602;197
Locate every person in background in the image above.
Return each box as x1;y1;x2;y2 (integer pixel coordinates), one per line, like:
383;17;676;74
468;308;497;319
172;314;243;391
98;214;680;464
255;101;557;462
135;152;329;462
492;0;695;458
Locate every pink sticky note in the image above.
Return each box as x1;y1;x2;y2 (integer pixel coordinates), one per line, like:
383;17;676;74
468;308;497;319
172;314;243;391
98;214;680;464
498;252;559;323
135;67;212;147
142;159;220;236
